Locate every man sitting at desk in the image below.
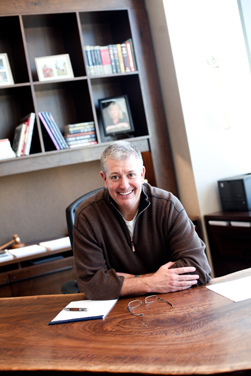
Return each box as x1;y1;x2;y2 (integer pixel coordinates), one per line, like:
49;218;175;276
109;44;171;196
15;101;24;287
73;141;211;299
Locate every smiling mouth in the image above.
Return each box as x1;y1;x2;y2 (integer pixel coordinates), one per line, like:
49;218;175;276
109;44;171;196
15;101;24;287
118;190;133;196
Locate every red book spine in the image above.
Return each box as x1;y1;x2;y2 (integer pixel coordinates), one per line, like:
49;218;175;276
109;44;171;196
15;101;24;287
125;41;135;72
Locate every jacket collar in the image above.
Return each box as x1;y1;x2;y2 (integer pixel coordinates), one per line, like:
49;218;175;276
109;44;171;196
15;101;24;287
105;183;151;215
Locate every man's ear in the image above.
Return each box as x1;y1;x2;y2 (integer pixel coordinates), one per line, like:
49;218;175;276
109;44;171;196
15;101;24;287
100;171;107;187
141;166;146;181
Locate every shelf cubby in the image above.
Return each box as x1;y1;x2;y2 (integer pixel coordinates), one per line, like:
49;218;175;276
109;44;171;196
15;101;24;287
79;10;133;47
0;86;41;155
91;74;148;143
22;13;86;81
34;79;96;149
0;16;29;85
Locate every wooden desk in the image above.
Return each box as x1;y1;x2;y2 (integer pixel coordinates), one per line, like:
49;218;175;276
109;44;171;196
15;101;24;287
0;269;251;375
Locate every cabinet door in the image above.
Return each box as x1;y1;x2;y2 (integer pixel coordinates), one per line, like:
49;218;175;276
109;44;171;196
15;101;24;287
205;220;251;276
9;257;76;296
0;273;12;297
10;267;77;296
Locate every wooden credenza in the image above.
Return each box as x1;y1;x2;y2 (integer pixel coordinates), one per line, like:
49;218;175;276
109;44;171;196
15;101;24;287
0;246;76;297
204;211;251;277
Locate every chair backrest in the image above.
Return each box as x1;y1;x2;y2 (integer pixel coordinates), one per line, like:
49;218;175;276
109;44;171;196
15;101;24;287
66;187;102;246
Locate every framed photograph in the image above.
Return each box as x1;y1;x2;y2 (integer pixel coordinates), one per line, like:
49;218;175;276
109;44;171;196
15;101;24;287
35;54;74;82
0;53;14;86
99;95;134;136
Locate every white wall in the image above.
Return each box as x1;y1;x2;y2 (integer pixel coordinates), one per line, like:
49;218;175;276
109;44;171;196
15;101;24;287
145;0;251;271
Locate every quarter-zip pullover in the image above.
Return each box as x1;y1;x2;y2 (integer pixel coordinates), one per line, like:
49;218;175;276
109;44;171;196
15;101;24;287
73;183;211;299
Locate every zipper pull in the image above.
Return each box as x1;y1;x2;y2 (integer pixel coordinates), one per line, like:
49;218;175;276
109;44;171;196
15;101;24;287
131;237;135;252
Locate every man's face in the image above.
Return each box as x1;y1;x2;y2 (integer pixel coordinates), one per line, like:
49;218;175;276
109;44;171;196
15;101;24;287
100;155;145;218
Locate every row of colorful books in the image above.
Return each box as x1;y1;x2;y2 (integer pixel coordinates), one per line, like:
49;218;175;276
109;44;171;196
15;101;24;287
38;112;69;150
64;121;97;148
12;112;35;157
84;39;137;76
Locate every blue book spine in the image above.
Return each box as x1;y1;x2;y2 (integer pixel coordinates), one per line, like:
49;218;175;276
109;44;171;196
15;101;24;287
38;112;60;150
47;112;69;149
41;112;64;150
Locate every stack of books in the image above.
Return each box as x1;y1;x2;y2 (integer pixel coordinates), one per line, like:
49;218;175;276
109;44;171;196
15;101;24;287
12;112;35;157
38;111;69;150
84;39;137;76
64;121;97;148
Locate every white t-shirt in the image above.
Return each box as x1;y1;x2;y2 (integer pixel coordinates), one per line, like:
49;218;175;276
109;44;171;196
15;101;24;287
124;213;137;237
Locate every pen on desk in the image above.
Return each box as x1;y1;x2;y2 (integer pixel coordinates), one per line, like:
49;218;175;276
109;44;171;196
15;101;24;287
64;307;88;311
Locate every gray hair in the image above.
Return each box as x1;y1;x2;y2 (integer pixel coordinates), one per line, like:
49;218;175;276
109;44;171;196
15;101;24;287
100;141;143;175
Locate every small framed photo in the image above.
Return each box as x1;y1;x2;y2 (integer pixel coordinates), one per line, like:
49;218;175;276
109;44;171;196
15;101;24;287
35;54;74;82
0;53;14;86
99;95;134;136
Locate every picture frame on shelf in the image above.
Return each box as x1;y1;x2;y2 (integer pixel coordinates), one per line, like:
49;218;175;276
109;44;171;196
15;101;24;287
0;53;14;86
35;54;74;82
99;95;134;136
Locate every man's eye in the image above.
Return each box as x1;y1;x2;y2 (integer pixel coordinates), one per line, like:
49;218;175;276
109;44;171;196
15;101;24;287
111;176;119;181
128;173;136;178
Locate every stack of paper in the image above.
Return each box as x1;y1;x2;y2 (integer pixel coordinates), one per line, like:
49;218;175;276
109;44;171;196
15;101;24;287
207;276;251;302
0;251;14;262
49;299;117;325
39;237;71;251
9;244;47;258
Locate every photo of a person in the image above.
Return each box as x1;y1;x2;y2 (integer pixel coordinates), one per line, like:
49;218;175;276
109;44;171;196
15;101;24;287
100;96;134;136
42;64;54;78
0;54;14;86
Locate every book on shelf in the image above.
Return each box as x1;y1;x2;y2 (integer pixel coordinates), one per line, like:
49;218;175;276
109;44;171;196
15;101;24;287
19;112;35;156
38;112;69;150
121;43;131;73
108;45;117;74
111;44;121;73
84;40;137;76
125;38;137;71
100;46;112;75
47;112;69;149
84;46;95;76
64;121;97;148
64;125;95;134
93;46;104;75
90;46;98;75
116;44;125;73
64;121;95;133
65;132;96;142
39;112;60;150
12;122;27;157
125;39;136;72
67;140;98;148
0;138;16;160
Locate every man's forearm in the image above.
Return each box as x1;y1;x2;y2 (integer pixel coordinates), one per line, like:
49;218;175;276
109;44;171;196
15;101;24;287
119;274;153;297
117;262;200;297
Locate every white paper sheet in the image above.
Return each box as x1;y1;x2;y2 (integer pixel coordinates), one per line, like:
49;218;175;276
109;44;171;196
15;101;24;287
0;251;14;262
49;299;118;325
206;276;251;302
8;244;47;258
39;236;71;251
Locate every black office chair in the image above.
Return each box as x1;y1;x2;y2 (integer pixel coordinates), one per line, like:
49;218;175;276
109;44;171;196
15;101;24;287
61;187;102;294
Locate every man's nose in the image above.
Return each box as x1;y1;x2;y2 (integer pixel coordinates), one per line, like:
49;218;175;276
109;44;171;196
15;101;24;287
120;175;129;188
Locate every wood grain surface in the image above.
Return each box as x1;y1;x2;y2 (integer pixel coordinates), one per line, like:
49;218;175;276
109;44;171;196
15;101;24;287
0;268;250;375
